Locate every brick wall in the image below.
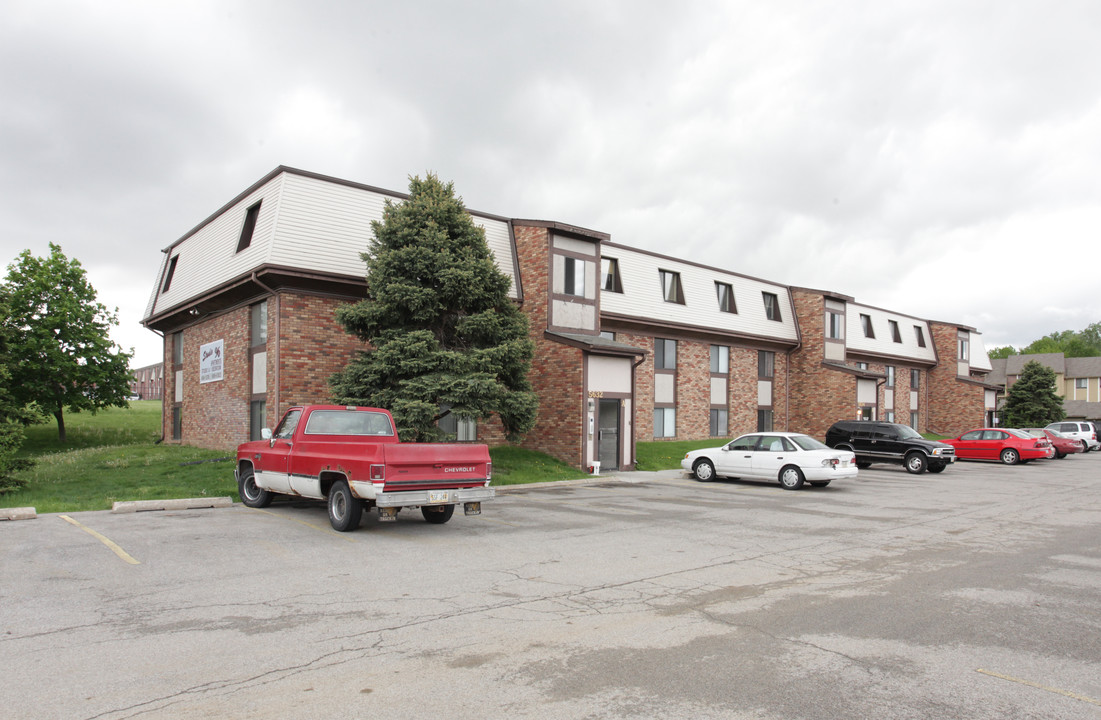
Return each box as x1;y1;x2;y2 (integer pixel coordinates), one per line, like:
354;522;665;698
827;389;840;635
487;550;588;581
276;293;365;419
513;223;585;466
928;322;985;436
788;290;854;438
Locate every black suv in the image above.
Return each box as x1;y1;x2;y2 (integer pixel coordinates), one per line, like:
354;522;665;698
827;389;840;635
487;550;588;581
824;421;955;474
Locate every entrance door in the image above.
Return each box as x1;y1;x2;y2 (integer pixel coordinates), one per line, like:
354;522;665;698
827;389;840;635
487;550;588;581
598;399;620;471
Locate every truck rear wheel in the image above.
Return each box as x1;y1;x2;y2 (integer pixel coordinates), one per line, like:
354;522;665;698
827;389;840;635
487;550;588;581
328;480;362;532
422;504;455;524
238;468;272;508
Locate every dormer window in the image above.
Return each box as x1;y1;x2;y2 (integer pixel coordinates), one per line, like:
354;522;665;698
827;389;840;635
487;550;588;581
236;201;262;252
161;255;179;293
716;282;736;313
860;314;875;338
660;270;684;304
601;257;623;293
762;292;781;321
889;320;901;343
914;326;927;347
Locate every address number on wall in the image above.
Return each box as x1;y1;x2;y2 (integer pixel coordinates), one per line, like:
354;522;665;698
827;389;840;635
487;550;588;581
588;391;604;398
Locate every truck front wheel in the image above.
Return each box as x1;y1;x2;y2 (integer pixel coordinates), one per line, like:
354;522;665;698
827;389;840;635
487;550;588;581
328;480;362;532
422;504;455;524
238;468;272;508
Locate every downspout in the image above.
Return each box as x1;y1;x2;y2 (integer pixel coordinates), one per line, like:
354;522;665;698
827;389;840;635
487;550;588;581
251;273;279;419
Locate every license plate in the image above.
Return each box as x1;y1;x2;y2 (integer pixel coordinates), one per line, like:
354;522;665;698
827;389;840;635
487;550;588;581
428;490;450;504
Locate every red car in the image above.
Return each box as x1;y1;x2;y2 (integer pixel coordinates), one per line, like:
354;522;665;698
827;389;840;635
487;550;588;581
943;428;1052;465
1026;428;1085;459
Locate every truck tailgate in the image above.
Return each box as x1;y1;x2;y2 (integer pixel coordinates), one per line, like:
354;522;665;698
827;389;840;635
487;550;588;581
380;443;491;490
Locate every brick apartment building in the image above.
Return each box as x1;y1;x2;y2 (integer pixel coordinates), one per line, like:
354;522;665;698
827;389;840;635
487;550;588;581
141;167;995;469
128;363;163;400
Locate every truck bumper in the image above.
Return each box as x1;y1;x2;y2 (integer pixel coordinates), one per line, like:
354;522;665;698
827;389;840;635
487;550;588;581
373;486;495;508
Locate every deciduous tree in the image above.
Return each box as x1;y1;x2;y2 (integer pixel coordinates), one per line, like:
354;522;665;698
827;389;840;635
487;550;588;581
2;244;133;442
330;175;537;442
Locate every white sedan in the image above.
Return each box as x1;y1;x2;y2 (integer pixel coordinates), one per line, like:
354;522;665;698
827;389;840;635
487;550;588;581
681;432;858;490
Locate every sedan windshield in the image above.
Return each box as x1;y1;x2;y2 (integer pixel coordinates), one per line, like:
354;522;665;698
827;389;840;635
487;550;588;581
791;435;829;451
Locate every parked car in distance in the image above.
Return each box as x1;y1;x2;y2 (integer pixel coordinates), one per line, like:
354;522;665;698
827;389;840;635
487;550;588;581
1024;428;1084;459
942;428;1051;465
824;420;955;474
1044;421;1099;452
682;432;857;490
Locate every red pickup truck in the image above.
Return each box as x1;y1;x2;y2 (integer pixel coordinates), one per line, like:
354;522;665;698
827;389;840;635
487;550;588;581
235;405;494;532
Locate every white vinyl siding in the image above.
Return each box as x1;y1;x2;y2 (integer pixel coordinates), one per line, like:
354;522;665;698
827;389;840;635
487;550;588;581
146;170;519;320
599;244;797;344
845;304;937;365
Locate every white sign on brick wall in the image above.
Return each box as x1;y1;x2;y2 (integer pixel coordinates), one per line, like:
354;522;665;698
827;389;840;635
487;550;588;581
199;339;224;384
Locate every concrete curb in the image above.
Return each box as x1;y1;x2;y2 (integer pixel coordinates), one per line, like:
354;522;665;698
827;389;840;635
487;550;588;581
1;507;37;521
111;497;234;514
495;469;685;494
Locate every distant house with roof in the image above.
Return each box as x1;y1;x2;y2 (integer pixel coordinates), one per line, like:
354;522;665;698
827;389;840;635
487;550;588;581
988;353;1101;423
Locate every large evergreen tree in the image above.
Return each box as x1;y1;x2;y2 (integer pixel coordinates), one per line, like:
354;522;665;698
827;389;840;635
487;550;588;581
2;244;133;442
330;174;538;442
1002;360;1064;428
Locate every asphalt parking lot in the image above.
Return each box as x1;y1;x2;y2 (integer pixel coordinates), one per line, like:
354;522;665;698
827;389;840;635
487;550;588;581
2;453;1099;719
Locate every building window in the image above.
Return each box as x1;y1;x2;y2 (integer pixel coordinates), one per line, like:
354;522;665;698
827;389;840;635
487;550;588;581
914;326;926;347
599;330;615;341
710;409;728;437
171;332;183;366
856;362;868;370
885;410;895;422
710;345;729;374
716;282;736;313
659;270;684;304
601;257;623;293
654;408;676;438
958;338;969;361
910;411;918;429
1075;378;1088;389
439;406;477;441
564;257;586;297
889;320;901;343
757;408;773;432
762;292;781;321
655;338;677;370
171;405;182;440
886;366;895;388
758;350;775;379
827;311;843;340
250;301;268;346
249;400;266;441
860;314;875;338
911;369;920;389
236;201;262;253
161;255;179;293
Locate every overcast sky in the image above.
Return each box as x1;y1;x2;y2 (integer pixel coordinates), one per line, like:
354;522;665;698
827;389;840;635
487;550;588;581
3;0;1099;367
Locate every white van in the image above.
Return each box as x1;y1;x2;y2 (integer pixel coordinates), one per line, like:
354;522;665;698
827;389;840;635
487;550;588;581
1044;421;1100;452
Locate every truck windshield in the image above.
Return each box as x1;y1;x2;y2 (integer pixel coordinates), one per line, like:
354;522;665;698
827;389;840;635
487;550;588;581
895;425;923;440
303;410;395;436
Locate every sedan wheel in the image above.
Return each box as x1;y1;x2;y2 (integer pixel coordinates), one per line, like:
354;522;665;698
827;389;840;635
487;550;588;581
1000;448;1020;465
693;459;716;482
778;465;804;490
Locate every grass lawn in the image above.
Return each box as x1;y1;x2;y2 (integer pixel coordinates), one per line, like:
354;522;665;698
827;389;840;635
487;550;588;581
2;402;592;512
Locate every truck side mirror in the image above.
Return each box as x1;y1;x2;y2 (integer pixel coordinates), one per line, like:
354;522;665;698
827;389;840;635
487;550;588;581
261;428;272;440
